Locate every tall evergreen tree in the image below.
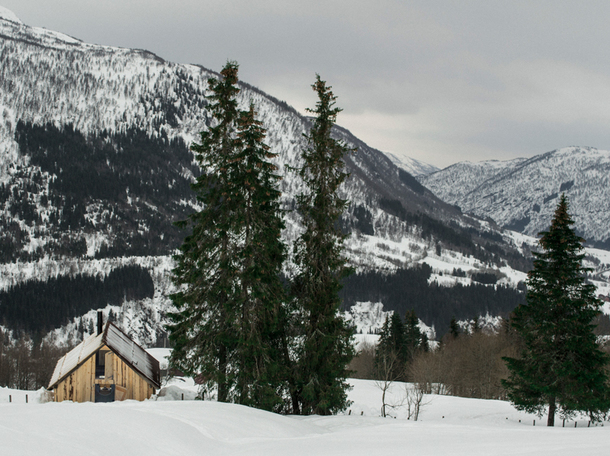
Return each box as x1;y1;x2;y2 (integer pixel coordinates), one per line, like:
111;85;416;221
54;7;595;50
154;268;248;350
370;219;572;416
375;313;408;381
449;316;460;339
404;309;423;364
375;310;423;382
167;63;287;409
290;75;355;415
503;194;610;425
168;62;241;403
232;104;288;410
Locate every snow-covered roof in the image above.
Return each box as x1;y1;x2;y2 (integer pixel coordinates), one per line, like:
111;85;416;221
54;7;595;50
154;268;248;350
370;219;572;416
48;332;104;389
104;322;161;388
48;322;160;389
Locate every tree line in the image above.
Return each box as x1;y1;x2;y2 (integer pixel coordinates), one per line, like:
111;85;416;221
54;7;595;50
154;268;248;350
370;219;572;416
0;265;154;333
340;264;525;337
0;328;70;390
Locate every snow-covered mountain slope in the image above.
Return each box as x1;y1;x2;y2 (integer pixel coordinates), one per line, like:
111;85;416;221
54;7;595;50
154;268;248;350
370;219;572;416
0;7;464;265
1;8;606;344
383;151;440;177
419;147;610;246
0;5;20;23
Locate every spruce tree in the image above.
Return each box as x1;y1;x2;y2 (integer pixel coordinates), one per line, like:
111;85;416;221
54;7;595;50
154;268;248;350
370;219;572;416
167;62;241;403
375;313;407;381
449;316;460;339
290;75;355;415
404;309;423;365
232;104;288;410
503;194;610;425
167;63;287;409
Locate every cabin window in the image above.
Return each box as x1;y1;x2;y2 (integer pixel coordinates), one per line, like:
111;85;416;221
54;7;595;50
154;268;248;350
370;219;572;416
105;352;114;379
96;350;110;378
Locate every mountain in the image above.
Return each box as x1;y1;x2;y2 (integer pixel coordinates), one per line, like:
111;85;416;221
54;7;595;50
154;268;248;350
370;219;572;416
0;7;460;265
383;152;440;177
1;8;604;344
419;147;610;248
0;5;19;23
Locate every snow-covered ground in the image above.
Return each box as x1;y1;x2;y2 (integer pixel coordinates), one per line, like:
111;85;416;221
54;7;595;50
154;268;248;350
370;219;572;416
1;379;606;455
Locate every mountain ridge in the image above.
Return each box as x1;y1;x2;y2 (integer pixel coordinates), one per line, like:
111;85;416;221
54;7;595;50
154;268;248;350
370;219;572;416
0;9;472;266
419;146;610;246
4;11;607;345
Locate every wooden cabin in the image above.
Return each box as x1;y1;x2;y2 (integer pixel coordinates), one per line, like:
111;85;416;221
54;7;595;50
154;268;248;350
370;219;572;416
48;316;161;403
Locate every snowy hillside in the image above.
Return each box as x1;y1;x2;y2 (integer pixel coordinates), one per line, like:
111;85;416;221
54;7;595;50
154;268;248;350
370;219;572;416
0;6;463;265
420;147;610;246
1;379;607;456
0;5;20;23
1;8;609;345
384;151;440;176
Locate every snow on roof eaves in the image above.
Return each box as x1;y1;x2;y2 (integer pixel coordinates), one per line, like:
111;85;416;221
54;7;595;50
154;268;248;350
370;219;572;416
48;322;160;390
48;332;104;389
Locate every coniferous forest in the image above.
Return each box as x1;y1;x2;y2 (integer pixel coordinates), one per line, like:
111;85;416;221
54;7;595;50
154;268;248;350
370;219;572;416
340;265;525;337
0;121;200;262
0;265;154;333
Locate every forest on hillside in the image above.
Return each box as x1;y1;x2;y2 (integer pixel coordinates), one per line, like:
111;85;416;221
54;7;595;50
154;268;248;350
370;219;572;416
340;264;525;336
0;122;200;262
0;265;154;333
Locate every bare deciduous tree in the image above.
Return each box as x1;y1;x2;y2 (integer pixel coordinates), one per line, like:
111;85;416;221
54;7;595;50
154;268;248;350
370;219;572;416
348;341;376;380
404;382;428;421
409;325;519;400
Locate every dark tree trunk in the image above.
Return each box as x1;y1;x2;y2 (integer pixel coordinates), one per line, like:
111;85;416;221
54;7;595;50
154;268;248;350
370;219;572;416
547;397;556;426
218;344;228;403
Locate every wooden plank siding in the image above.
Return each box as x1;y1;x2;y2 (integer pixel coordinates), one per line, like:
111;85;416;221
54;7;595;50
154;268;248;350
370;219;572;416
55;355;96;402
53;345;156;403
109;349;155;401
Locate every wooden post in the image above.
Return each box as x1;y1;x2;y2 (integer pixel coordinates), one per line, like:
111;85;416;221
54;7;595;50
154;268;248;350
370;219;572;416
533;420;535;426
9;395;11;403
26;394;28;404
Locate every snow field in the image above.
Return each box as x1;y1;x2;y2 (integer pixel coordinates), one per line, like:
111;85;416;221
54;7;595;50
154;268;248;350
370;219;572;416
1;379;607;456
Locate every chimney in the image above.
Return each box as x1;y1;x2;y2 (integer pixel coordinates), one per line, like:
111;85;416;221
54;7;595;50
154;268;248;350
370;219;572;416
97;311;103;335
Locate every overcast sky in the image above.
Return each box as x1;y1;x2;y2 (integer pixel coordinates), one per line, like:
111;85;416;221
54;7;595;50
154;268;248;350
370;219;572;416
4;1;610;168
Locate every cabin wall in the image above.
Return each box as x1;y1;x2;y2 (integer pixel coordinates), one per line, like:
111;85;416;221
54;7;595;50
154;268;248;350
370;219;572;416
109;352;155;401
54;355;95;403
53;346;155;403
